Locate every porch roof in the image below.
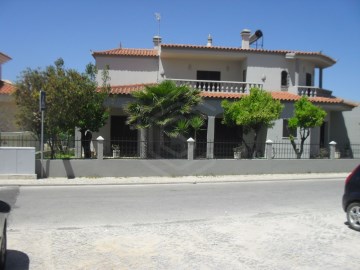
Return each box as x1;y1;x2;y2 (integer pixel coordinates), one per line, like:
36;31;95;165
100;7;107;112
0;52;11;64
108;83;357;108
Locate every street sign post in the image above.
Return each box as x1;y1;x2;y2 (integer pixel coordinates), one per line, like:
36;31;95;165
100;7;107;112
39;90;46;178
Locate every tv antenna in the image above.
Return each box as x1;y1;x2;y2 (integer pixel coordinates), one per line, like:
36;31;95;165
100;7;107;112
155;13;161;36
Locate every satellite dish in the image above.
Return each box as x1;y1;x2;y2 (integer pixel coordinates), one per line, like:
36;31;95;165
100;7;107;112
249;30;263;44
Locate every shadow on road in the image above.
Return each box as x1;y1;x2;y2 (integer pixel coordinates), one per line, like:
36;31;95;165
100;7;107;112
6;250;30;270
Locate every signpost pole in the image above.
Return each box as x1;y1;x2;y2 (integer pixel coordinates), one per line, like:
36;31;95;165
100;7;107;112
39;90;46;179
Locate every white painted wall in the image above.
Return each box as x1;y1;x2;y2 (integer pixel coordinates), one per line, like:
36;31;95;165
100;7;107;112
246;53;286;90
161;58;245;81
96;56;159;85
95;50;319;94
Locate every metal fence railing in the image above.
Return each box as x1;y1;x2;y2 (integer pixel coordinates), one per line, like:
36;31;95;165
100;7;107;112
1;136;359;160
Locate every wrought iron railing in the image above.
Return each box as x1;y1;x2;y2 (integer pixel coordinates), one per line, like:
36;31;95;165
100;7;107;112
1;137;359;160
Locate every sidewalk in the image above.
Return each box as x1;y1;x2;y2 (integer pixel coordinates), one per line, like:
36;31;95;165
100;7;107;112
0;172;349;186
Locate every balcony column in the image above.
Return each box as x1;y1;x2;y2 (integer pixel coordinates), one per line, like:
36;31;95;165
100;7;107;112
319;68;323;88
295;59;300;87
206;116;215;159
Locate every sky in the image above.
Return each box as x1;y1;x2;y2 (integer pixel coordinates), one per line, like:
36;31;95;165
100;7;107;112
1;0;360;101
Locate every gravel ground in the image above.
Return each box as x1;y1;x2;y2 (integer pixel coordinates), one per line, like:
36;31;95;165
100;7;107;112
6;209;359;270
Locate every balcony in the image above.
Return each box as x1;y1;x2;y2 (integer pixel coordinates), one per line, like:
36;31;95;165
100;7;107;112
169;79;263;94
297;86;333;98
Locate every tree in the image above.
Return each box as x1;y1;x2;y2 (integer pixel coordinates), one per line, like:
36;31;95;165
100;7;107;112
288;96;326;159
125;80;202;156
221;88;283;158
68;64;110;158
15;59;110;158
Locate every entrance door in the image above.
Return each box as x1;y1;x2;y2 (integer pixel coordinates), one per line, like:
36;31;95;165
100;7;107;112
320;121;327;148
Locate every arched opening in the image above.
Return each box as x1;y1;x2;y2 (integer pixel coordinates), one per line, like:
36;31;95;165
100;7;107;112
281;70;288;90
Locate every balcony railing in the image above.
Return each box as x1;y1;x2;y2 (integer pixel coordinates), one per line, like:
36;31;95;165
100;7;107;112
169;79;263;93
297;86;333;98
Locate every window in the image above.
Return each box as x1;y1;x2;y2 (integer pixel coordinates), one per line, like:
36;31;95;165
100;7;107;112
196;70;221;90
281;70;288;89
282;119;297;138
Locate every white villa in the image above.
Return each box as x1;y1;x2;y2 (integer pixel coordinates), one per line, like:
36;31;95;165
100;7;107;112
91;29;358;159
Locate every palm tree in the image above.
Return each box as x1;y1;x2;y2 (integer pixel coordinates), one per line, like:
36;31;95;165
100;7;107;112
125;80;202;157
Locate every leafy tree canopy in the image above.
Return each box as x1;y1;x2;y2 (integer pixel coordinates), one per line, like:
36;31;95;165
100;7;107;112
222;88;283;133
221;87;283;157
288;96;326;130
288;96;327;159
14;58;110;158
126;80;202;138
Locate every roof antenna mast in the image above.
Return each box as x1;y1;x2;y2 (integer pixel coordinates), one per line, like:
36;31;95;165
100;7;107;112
155;13;161;36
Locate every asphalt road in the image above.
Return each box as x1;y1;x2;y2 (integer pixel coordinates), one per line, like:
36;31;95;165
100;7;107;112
2;178;360;269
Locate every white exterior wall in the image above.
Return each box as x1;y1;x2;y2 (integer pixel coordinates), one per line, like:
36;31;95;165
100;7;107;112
96;56;159;85
161;58;245;81
246;53;293;91
298;61;315;86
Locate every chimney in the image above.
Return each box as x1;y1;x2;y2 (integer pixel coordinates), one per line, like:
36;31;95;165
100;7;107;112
207;34;213;47
241;29;251;49
153;35;162;49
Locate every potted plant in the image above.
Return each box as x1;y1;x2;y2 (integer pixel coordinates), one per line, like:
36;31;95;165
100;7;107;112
112;144;120;158
233;145;244;159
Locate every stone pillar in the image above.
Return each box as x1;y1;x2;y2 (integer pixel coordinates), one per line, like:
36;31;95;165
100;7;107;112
75;127;82;158
96;136;104;160
206;116;215;159
329;141;336;160
266;139;273;160
319;68;323;89
187;137;195;161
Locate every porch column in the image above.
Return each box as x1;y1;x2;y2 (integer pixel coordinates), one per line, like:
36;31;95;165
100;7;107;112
319;68;323;88
206;116;215;159
295;59;300;88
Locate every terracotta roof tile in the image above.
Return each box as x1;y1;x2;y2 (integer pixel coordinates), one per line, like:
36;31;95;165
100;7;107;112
109;84;154;94
92;48;158;57
161;44;336;63
92;44;334;63
0;80;15;95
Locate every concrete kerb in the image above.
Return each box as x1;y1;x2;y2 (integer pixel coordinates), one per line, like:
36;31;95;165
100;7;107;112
0;173;349;187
